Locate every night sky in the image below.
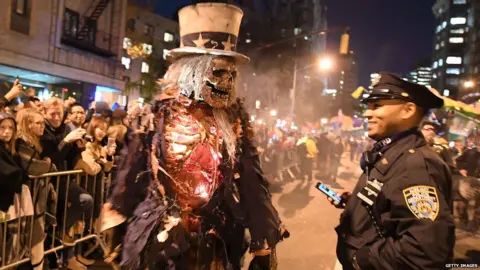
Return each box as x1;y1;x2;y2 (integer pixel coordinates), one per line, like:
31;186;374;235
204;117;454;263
156;0;437;86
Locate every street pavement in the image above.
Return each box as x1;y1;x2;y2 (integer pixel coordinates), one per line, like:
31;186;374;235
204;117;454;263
266;153;362;270
90;152;480;269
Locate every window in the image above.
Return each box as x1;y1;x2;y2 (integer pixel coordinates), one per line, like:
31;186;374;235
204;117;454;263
121;57;131;70
164;32;174;42
450;17;467;25
439;59;443;67
435;44;440;50
118;95;127;107
163;49;169;60
142;43;153;55
449;37;464;43
63;8;79;37
246;38;252;43
446;56;462;64
433;73;437;79
123;37;132;49
446;68;460;74
436;25;442;33
432;61;438;69
127;18;136;31
443;89;450;96
450;28;465;34
294;28;302;35
141;62;149;73
447;78;459;85
453;0;466;4
442;21;447;28
144;24;154;36
11;0;31;34
16;0;26;15
441;41;445;47
83;18;97;45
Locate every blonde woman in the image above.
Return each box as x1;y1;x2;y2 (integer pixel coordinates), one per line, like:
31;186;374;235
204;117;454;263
15;108;58;270
16;108;56;174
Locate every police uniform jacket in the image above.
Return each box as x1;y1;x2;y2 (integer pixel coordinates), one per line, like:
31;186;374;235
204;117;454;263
336;130;455;270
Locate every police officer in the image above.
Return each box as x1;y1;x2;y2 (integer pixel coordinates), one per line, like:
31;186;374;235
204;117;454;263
332;72;455;270
420;119;456;172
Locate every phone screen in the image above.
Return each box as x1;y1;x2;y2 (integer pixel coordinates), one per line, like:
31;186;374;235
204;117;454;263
316;182;342;203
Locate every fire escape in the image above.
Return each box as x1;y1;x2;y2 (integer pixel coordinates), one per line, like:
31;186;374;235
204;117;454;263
62;0;116;57
77;0;110;41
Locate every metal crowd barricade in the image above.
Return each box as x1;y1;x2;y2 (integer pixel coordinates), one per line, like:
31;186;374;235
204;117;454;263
0;169;114;270
262;147;301;182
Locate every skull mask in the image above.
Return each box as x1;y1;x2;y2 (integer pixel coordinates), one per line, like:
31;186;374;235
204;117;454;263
202;56;237;108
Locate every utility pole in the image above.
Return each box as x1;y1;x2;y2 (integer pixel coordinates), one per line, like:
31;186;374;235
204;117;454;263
290;59;298;116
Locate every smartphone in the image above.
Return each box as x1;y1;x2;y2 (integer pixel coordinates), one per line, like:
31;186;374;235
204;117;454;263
315;182;343;203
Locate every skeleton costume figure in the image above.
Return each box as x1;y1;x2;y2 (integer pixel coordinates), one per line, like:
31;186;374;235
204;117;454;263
101;3;285;270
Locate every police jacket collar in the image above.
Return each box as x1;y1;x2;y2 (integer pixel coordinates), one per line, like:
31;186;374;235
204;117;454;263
374;130;426;176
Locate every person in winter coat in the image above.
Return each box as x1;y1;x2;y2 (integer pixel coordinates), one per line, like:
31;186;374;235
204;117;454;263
0;113;25;211
0;111;51;269
40;98;94;269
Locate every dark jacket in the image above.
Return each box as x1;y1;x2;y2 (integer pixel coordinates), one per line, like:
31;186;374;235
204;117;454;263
456;147;480;177
235;144;283;251
40;122;82;171
0;143;24;212
0;114;24;211
336;131;455;270
16;138;56;175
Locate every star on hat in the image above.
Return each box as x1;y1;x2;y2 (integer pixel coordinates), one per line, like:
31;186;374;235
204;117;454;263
192;33;210;49
222;36;234;51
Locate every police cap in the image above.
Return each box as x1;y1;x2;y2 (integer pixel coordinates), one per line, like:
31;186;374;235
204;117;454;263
362;72;444;110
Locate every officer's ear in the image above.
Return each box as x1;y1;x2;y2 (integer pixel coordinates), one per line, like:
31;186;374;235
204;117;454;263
400;102;419;120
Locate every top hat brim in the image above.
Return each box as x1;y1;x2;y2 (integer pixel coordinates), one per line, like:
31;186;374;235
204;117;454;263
167;47;250;64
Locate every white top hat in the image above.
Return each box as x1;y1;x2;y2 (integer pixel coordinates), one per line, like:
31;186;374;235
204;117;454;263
167;3;250;63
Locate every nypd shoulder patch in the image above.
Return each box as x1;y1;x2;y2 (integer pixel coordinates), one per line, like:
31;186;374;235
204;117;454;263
403;185;439;221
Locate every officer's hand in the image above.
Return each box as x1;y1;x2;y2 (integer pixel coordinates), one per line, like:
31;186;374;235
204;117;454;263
460;169;468;177
327;191;351;209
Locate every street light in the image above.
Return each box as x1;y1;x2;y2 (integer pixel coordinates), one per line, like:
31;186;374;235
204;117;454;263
290;56;335;115
321;118;328;124
270;109;277;117
318;57;333;71
464;80;475;88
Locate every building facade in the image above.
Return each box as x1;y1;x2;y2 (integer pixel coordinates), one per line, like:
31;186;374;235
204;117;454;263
0;0;127;107
406;66;433;88
431;0;469;99
234;0;329;120
463;0;480;103
121;2;179;102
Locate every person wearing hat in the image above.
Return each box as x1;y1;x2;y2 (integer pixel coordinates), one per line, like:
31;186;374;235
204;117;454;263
331;72;455;269
107;3;283;270
420;119;456;171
